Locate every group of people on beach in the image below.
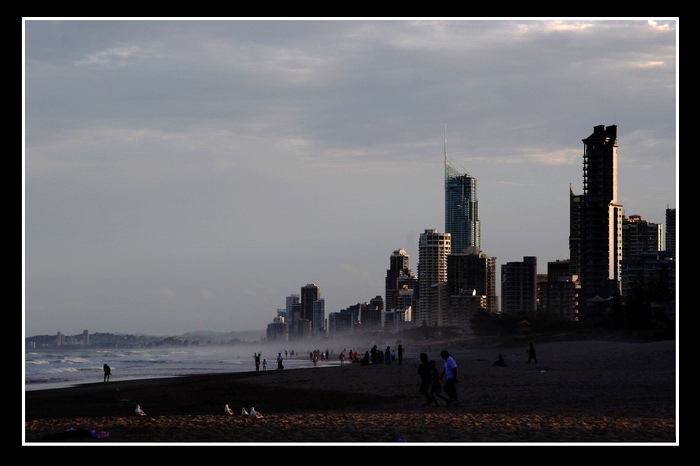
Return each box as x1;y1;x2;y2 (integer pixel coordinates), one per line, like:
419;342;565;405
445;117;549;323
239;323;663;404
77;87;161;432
417;343;538;407
491;343;537;367
418;350;459;407
361;344;405;366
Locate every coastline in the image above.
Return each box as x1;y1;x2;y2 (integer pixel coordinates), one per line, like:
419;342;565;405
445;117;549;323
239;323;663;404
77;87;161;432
24;334;677;444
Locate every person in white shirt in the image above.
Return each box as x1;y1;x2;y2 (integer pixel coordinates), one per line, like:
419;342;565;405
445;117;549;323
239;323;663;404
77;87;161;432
440;350;459;406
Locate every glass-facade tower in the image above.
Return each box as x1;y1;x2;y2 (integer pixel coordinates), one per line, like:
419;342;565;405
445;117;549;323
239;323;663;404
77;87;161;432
445;142;480;254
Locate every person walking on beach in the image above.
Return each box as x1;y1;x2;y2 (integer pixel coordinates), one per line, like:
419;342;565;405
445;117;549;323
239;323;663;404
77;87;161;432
397;344;404;365
527;343;538;364
440;350;459;406
103;364;111;382
277;352;284;370
429;360;450;406
418;353;432;405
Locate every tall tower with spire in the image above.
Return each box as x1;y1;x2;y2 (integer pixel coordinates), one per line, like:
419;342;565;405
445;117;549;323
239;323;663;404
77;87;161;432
572;124;623;307
444;125;480;254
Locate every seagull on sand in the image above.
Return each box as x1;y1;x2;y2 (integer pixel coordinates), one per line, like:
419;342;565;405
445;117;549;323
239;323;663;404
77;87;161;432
224;404;233;415
241;407;249;417
250;407;263;420
135;405;146;416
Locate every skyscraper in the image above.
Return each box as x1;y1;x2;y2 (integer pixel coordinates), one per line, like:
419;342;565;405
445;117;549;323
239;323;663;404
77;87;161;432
446;248;498;314
622;214;663;260
417;229;451;327
571;124;624;307
385;249;417;313
501;256;538;316
665;207;676;259
300;284;320;329
444;128;480;254
312;297;325;335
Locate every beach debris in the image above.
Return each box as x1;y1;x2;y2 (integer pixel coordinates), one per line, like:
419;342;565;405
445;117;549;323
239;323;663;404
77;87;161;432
225;404;234;415
250;407;263;420
135;405;146;416
241;407;249;417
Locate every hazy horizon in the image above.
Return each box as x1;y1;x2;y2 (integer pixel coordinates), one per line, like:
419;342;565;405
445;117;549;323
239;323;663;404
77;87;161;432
24;18;678;336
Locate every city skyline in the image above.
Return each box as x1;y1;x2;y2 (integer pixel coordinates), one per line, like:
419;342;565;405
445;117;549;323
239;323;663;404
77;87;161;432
24;19;677;336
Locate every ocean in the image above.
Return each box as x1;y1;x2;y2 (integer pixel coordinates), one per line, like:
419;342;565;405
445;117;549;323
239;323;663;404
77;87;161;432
23;343;357;391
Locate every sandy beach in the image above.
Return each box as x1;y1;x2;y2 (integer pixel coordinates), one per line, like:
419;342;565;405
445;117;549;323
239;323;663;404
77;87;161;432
24;332;677;444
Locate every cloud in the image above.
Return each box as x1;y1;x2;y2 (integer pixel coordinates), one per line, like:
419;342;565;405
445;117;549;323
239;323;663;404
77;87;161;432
75;45;145;66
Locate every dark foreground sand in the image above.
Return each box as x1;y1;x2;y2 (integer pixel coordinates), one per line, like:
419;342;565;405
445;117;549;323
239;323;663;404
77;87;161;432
24;334;677;444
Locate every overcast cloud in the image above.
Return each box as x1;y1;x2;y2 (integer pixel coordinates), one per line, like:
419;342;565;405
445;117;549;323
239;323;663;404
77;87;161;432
23;19;677;336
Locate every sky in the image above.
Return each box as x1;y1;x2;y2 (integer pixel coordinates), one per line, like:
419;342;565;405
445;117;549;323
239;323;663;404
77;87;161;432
23;18;678;337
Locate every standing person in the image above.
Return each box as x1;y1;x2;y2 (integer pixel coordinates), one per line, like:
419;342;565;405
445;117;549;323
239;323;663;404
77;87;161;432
440;350;459;406
397;344;405;365
254;353;261;371
527;343;538;364
262;359;267;370
418;353;432;405
277;352;284;370
370;345;378;365
339;351;345;365
385;346;392;365
103;364;111;382
361;351;370;365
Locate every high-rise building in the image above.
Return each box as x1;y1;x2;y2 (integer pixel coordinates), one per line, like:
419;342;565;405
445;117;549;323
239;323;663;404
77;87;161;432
445;130;480;254
312;298;325;335
385;249;417;314
571;125;624;307
541;260;580;322
446;247;498;315
300;284;320;330
417;229;451;327
285;294;300;335
665;207;676;259
569;187;582;276
501;256;538;316
622;214;663;260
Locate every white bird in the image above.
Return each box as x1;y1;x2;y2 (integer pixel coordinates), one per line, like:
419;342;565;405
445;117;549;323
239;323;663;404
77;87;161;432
241;407;249;417
250;407;263;420
225;404;233;415
135;405;146;416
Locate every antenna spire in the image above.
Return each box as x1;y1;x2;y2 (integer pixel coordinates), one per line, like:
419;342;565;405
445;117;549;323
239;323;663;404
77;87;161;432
444;122;447;167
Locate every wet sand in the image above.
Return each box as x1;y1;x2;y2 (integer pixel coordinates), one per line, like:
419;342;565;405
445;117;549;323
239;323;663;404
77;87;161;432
24;333;677;444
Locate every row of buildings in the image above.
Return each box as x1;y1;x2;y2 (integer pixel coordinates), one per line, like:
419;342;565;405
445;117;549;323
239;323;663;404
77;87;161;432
267;124;676;340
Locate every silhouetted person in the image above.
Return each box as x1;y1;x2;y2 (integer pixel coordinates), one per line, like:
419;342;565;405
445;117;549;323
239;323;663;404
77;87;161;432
385;346;392;365
370;345;378;365
493;355;507;367
418;353;432;405
440;350;459;406
397;345;404;365
277;352;284;370
527;343;537;364
429;360;451;406
361;351;370;366
103;364;111;382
